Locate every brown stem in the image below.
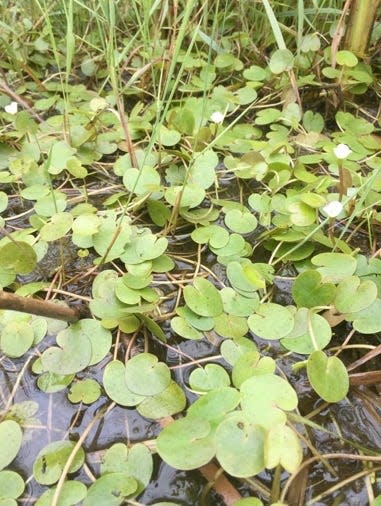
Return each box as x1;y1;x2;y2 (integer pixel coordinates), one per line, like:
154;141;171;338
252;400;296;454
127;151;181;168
0;291;86;322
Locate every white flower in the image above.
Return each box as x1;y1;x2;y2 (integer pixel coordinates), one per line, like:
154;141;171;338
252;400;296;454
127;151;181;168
322;200;343;218
4;101;18;115
334;143;352;160
210;111;224;124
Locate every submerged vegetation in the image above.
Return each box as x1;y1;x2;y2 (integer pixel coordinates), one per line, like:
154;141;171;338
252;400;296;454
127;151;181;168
0;1;380;505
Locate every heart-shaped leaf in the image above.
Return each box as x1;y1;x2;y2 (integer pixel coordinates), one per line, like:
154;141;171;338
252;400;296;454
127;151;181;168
292;270;336;308
125;353;171;396
311;253;357;283
0;421;22;471
183;278;223;317
68;379;101;404
307;351;349;402
103;361;145;406
191;225;229;249
248;303;294;340
232;351;276;388
220;337;258;366
213;313;248;339
189;364;230;392
83;473;137;506
40;212;73;241
1;321;34;358
0;241;37;274
187;387;240;426
264;424;303;473
137;381;186;419
35;481;87;506
40;323;92;375
334;276;377;313
280;308;332;354
348;298;381;333
215;412;265;477
123;166;161;195
100;443;152;492
224;209;257;234
177;306;214;331
241;374;298;428
33;441;85;485
220;287;259;316
189;149;218;190
171;316;203;340
157;416;215;470
0;470;24;501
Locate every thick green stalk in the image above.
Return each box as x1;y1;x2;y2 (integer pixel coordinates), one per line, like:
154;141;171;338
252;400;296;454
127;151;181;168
344;0;381;56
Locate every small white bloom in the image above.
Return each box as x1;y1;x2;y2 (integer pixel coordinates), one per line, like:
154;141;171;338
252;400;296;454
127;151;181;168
334;143;352;160
210;111;224;124
4;101;18;115
322;200;343;218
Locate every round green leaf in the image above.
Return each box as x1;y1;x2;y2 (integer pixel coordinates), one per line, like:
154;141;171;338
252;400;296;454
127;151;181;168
220;337;258;366
189;150;217;190
123;166;161;195
224;209;257;233
37;372;75;393
264;424;303;473
125;353;171;396
68;379;101;404
213;313;248;339
156;417;215;470
241;374;298;428
336;50;358;67
177;306;214;331
288;201;316;226
72;214;100;236
0;471;24;499
80;319;112;366
33;441;85;485
215;412;265;477
171;316;203;340
165;184;205;209
307;351;349;403
311;253;357;283
0;421;22;470
35;481;87;506
292;270;336;308
34;190;67;216
191;225;229;249
220;287;259;316
40;212;73;241
232;351;276;388
0;242;37;274
183;278;223;317
189;364;230;392
159;125;181;146
100;443;152;495
334;276;377;314
248;303;294;340
137;380;186;419
103;361;145;406
83;473;137;506
269;49;294;74
187;387;240;425
1;321;34;358
280;308;332;354
40;324;92;375
349;299;381;334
